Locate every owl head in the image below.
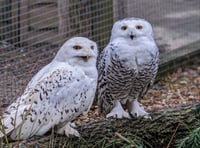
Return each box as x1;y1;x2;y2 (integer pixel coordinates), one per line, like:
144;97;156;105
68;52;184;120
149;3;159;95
54;37;98;66
110;17;154;42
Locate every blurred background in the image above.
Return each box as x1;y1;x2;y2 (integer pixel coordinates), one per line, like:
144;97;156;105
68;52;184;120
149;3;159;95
0;0;199;109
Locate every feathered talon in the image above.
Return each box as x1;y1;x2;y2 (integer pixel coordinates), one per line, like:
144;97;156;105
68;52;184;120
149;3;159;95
106;101;131;119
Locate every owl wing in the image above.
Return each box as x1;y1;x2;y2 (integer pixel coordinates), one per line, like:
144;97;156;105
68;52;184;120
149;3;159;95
0;61;95;139
97;47;107;77
138;45;159;98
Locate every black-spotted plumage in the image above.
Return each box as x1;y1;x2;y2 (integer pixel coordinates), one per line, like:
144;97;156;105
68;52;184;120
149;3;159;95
97;17;159;118
0;37;98;140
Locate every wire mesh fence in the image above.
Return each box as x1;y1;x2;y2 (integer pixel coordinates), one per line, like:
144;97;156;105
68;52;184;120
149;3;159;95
0;0;200;110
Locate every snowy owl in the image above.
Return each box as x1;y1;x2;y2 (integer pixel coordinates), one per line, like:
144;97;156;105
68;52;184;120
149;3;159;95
97;17;159;119
0;37;98;140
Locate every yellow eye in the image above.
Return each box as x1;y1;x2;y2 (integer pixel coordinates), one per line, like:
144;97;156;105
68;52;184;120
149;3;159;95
91;45;94;50
73;45;82;50
121;26;127;30
136;25;143;30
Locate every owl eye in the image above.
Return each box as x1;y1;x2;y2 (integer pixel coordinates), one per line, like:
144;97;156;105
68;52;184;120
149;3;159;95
136;25;143;30
73;45;82;50
121;26;127;31
91;45;94;50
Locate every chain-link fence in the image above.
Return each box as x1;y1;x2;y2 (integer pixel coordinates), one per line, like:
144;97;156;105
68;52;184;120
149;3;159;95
0;0;200;110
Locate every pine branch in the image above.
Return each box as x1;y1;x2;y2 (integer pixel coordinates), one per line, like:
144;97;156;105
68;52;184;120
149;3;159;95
1;102;200;148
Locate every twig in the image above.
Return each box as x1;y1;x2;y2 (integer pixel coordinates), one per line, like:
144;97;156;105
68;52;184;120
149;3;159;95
115;132;135;147
166;123;180;148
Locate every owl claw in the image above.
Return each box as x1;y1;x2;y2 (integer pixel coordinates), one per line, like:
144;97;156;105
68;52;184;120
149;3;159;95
129;100;151;119
56;122;80;137
130;111;151;119
106;111;131;119
106;100;131;119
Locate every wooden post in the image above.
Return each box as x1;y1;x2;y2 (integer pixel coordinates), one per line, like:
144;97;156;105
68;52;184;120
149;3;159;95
57;0;70;45
11;0;20;45
91;0;113;51
113;0;128;21
0;0;12;41
19;0;28;46
57;0;95;43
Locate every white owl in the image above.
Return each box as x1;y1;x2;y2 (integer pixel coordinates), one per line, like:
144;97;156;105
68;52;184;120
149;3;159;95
0;37;98;140
98;18;159;119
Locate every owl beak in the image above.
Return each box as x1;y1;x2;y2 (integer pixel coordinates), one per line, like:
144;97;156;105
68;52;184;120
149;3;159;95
85;55;91;62
129;31;136;40
80;55;90;62
86;55;90;61
130;34;136;40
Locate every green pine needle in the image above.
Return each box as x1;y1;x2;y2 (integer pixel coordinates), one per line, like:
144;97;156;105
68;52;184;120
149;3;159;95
195;103;200;115
177;125;200;148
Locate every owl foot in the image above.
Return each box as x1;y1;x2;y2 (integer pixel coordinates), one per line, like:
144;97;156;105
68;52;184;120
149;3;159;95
129;100;151;119
56;122;80;137
106;100;131;119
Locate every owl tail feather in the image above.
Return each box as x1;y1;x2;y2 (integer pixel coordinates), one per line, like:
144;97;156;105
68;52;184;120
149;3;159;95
0;117;16;138
0;105;30;139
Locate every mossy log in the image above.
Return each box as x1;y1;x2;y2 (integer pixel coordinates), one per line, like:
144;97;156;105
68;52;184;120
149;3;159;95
2;103;200;148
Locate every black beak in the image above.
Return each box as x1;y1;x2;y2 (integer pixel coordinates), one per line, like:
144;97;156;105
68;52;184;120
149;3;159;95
130;34;136;40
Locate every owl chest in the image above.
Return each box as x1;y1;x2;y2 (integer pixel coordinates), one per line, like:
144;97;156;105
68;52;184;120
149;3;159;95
135;66;154;85
58;80;95;122
108;58;155;87
74;79;96;111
